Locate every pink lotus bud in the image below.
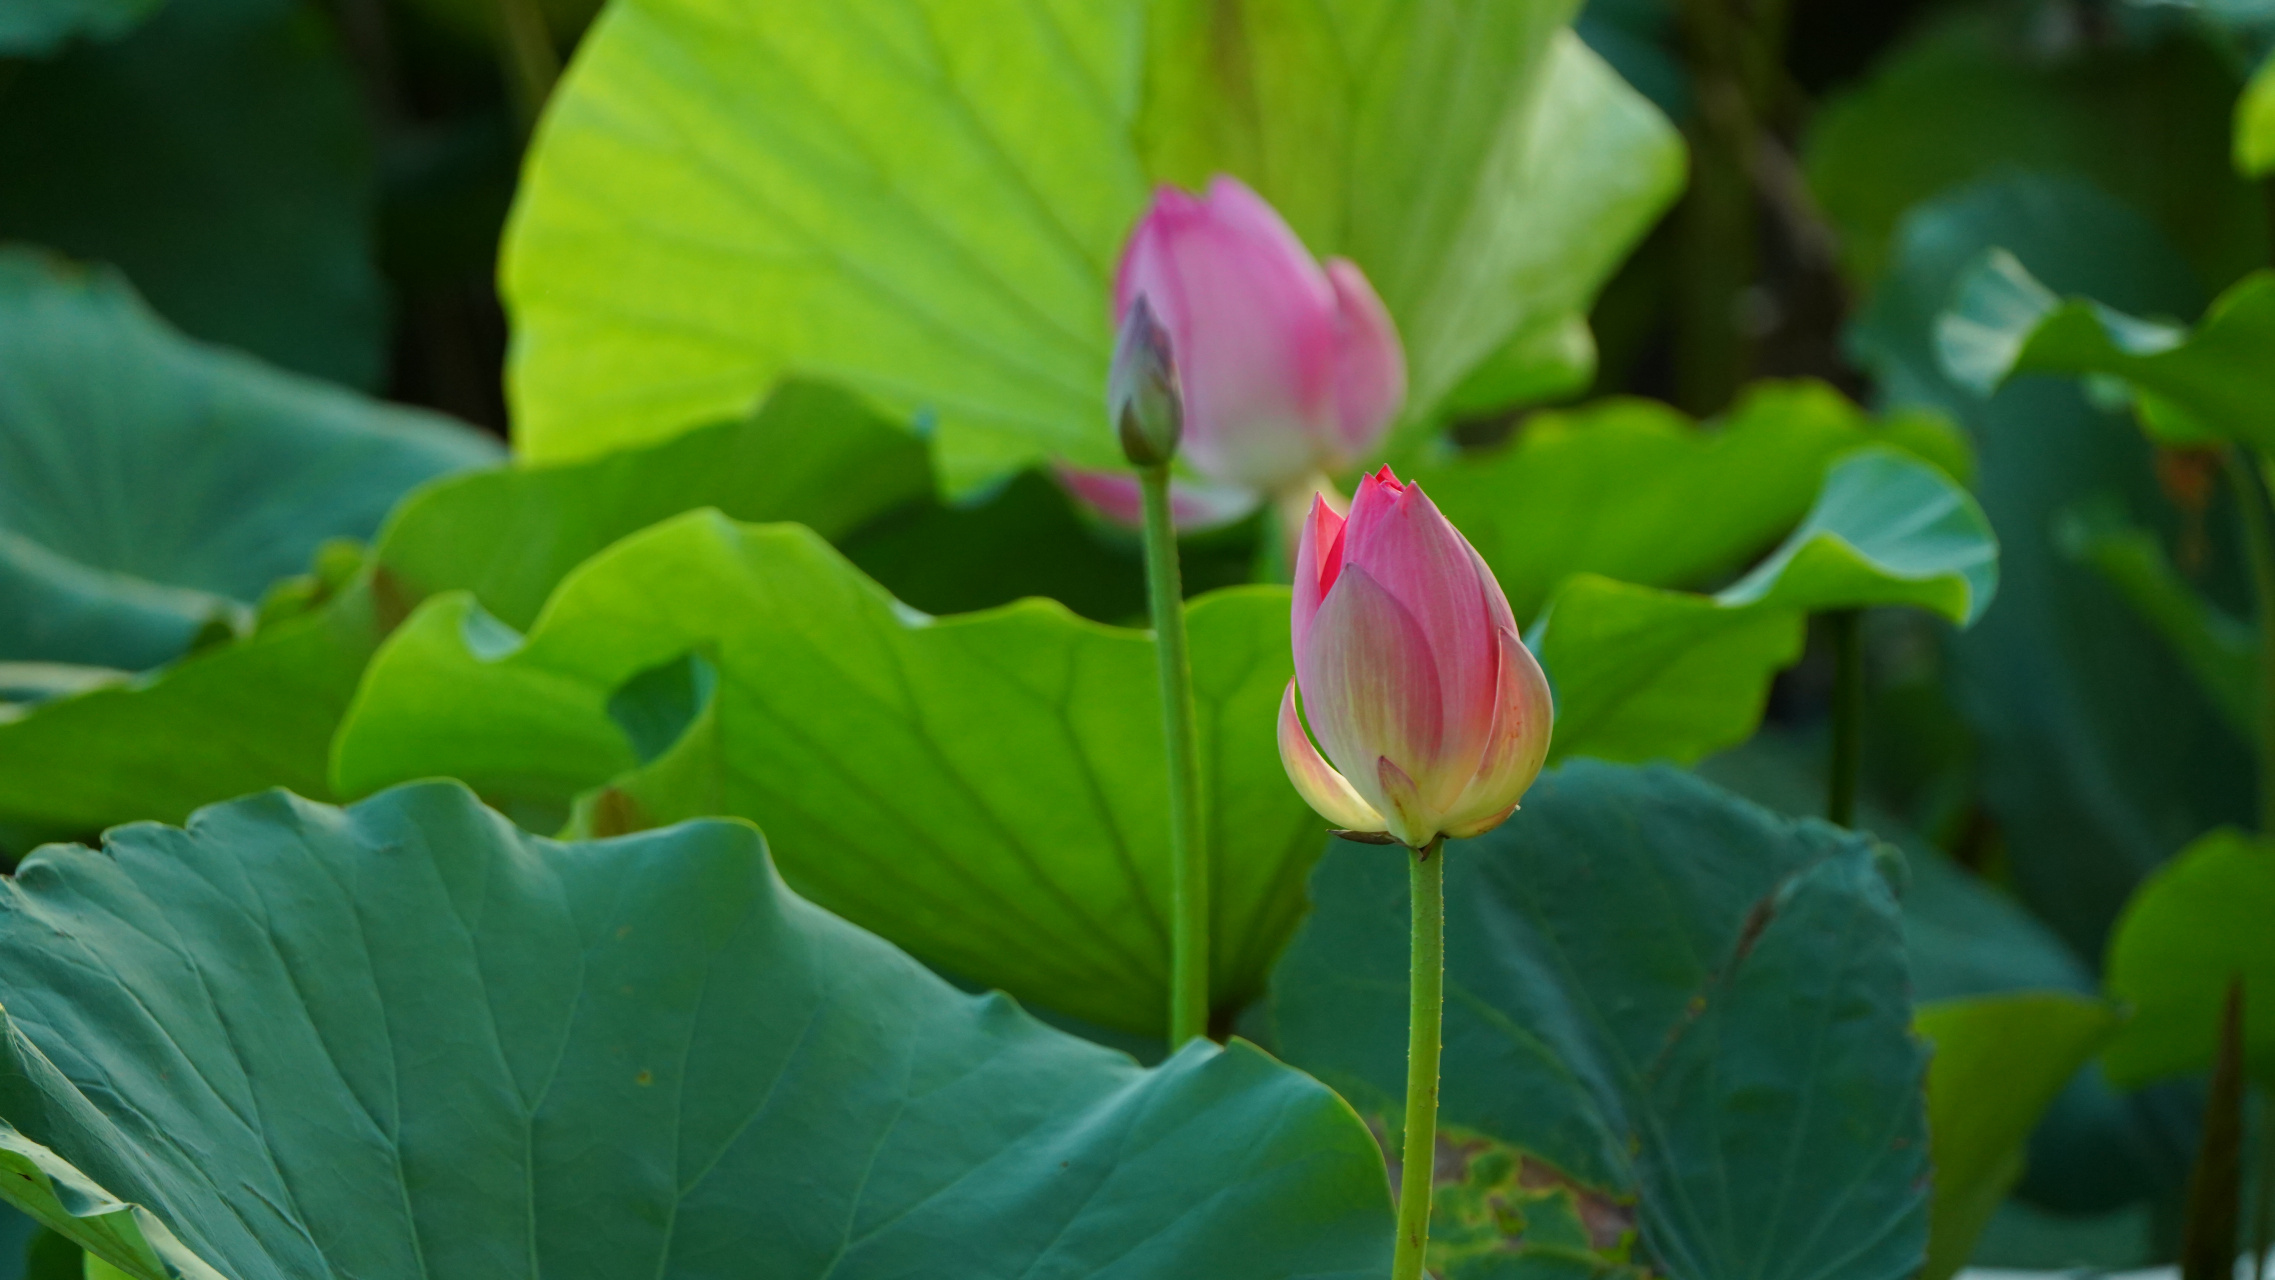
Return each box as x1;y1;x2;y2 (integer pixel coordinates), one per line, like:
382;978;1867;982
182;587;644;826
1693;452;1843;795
1065;176;1406;529
1278;467;1554;848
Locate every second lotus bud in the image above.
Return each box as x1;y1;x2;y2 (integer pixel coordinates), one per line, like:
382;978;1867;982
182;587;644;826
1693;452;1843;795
1110;295;1183;467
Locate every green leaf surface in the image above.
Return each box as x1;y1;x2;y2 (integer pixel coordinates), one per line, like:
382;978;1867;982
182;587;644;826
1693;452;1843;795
1268;761;1931;1280
2238;54;2275;177
332;512;1320;1034
380;381;931;631
0;385;921;851
2056;500;2257;741
503;0;1678;488
1847;170;2254;962
1804;19;2265;292
0;589;380;851
1539;447;1998;765
1415;380;1972;620
2104;829;2275;1090
0;0;159;56
1939;249;2275;450
0;249;497;673
1691;727;2098;1003
0;0;388;387
0;781;1396;1279
1915;993;2122;1280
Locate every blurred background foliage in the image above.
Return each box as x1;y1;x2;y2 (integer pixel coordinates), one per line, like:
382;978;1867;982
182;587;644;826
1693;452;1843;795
4;0;2275;1274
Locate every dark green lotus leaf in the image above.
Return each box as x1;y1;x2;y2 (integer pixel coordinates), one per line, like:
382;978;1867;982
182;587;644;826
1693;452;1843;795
1939;251;2275;450
0;384;922;853
502;0;1679;488
0;249;496;674
1847;170;2254;962
1415;379;1971;620
0;0;386;386
332;511;1318;1035
1691;727;2097;1003
1268;761;1930;1280
0;781;1395;1280
2103;828;2275;1090
1693;733;2123;1270
1539;447;1997;765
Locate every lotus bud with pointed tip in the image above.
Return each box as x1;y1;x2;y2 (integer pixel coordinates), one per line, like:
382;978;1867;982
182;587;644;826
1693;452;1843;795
1278;466;1554;849
1110;295;1182;467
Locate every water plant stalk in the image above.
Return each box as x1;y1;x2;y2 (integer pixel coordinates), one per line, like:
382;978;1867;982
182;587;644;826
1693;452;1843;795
1827;609;1863;827
1393;836;1447;1280
1139;464;1210;1048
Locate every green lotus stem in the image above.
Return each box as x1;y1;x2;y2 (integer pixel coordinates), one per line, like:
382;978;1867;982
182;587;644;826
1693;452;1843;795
1826;609;1863;827
1393;836;1447;1280
2227;448;2275;834
1139;464;1209;1047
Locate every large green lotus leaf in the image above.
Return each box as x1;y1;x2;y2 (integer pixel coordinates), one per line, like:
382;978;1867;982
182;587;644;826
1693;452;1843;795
1540;447;1998;765
1846;171;2254;962
0;0;158;56
0;385;922;852
0;0;386;387
332;512;1318;1034
1414;379;1971;620
2103;829;2275;1090
1268;761;1930;1280
1804;19;2264;292
1915;994;2122;1280
502;0;1679;487
0;250;496;674
1697;733;2195;1247
2240;55;2275;177
1938;250;2275;450
1693;727;2098;1003
0;781;1396;1280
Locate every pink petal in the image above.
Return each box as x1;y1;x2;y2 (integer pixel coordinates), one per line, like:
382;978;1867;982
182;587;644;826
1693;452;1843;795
1290;494;1347;652
1054;465;1261;531
1295;562;1445;820
1443;801;1520;841
1277;681;1387;832
1325;257;1407;460
1340;478;1508;787
1112;177;1340;494
1440;624;1555;836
